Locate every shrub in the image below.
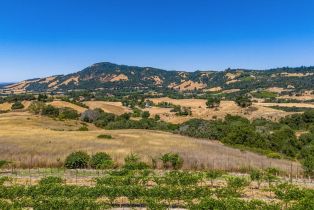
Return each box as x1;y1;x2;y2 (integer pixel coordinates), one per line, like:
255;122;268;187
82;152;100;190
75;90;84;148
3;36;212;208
249;169;263;188
206;96;221;108
141;111;150;119
78;126;89;131
11;101;24;110
160;153;183;170
64;151;90;169
266;152;282;159
59;108;79;120
0;160;9;168
90;152;113;169
123;153;149;170
97;134;113;139
206;170;224;186
28;101;46;114
235;95;252;108
302;155;314;176
39;176;63;185
42;105;60;117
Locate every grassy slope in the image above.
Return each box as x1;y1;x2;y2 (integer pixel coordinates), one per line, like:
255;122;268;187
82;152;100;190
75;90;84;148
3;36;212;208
0;112;300;174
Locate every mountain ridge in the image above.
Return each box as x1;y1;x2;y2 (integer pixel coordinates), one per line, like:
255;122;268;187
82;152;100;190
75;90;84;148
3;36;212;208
2;62;314;93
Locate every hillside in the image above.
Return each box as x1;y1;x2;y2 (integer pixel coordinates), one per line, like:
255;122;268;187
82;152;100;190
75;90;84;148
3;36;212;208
2;62;314;93
0;112;299;172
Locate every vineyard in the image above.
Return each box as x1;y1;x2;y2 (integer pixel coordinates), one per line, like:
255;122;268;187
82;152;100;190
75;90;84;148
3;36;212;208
0;168;313;210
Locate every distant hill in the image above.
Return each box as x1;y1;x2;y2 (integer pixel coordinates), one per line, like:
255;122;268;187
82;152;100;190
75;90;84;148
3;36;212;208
3;62;314;93
0;82;14;88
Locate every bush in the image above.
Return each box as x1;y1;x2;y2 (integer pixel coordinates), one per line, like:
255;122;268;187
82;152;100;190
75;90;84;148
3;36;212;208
235;95;252;108
206;96;221;108
39;176;63;185
42;105;60;117
97;134;113;139
64;151;90;169
160;153;183;170
0;160;9;168
90;152;113;169
11;101;24;110
28;101;46;114
59;108;79;120
141;111;150;119
78;126;89;131
123;153;149;170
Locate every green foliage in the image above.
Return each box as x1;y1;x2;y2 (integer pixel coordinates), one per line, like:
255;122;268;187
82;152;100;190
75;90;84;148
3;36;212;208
37;94;49;102
39;176;63;185
249;169;263;188
90;152;113;169
42;105;60;118
252;91;277;99
226;177;249;196
141;111;150;119
235;95;252;108
11;101;24;110
160;153;183;170
28;101;46;114
123;153;149;170
0;160;9;168
64;151;90;169
59;107;79;120
97;134;113;139
78;126;88;131
206;169;224;186
206;96;221;108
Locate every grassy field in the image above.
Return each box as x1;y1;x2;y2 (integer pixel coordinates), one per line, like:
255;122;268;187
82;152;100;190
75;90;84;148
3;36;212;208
148;97;293;123
0;112;301;174
84;101;130;115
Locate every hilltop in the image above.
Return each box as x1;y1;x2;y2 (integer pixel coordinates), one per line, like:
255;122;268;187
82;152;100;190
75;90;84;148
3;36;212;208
2;62;314;93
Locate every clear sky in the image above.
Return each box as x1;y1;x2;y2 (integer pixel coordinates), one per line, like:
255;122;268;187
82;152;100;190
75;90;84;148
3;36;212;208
1;0;314;82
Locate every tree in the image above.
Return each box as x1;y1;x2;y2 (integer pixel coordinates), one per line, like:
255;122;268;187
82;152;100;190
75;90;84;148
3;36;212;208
160;153;183;170
300;144;314;176
59;108;79;120
250;169;263;189
11;101;24;110
206;96;221;108
90;152;113;169
123;153;149;170
37;94;48;102
28;101;45;114
235;95;252;108
206;170;224;187
42;105;60;118
141;111;150;119
64;151;90;169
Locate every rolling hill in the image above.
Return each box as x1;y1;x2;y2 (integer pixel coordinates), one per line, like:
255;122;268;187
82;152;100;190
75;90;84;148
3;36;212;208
2;62;314;93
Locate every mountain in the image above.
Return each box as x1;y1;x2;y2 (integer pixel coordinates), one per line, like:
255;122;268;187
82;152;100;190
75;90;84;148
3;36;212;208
2;62;314;93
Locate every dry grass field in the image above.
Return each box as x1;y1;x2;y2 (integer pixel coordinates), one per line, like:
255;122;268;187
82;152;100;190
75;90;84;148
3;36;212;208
0;112;301;174
0;101;31;111
147;97;293;123
48;101;87;113
84;101;130;115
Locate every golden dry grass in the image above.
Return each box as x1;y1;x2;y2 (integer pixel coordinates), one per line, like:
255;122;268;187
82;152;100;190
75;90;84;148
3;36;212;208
0;112;301;173
84;101;130;115
48;101;87;113
147;98;293;123
0;102;12;111
0;101;31;111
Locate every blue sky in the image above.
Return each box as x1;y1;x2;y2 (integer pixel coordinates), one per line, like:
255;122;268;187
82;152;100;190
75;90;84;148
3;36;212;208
1;0;314;82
